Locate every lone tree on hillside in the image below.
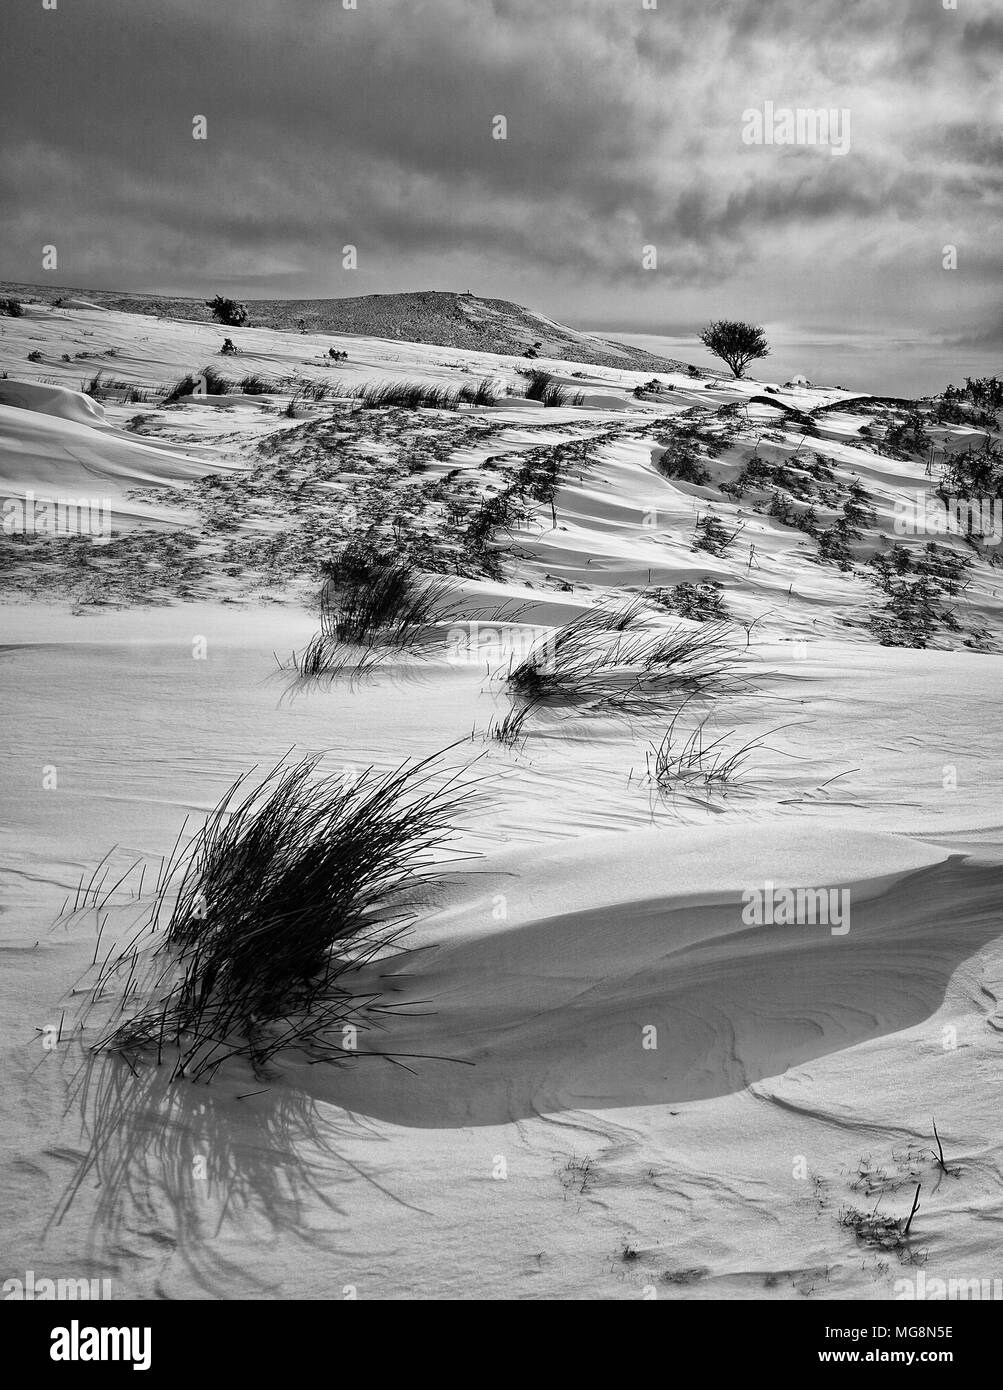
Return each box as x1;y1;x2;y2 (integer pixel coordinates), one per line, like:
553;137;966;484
206;295;248;328
699;320;770;378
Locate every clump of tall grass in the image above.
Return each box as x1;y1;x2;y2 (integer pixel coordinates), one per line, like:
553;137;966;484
82;373;147;403
162;366;233;403
283;379;331;415
238;374;273;395
288;543;463;677
82;751;474;1080
356;381;461;410
322;560;460;649
483;698;539;748
507;601;735;711
523;369;584;408
458;378;499;406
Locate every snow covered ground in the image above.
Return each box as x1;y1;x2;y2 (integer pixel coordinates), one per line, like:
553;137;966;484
2;301;1002;1300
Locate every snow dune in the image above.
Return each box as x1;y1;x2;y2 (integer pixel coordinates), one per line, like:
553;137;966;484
1;302;1002;1300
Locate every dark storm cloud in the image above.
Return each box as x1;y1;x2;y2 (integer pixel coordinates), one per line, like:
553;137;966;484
1;0;1000;346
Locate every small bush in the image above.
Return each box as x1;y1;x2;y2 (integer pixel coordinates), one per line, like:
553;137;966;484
26;349;43;362
0;297;23;317
937;377;1003;424
692;515;735;556
655;437;710;486
839;1204;914;1253
220;337;238;355
205;296;248;327
939;438;1003;500
884;412;932;456
815;522;855;570
841;478;876;531
649;581;728;622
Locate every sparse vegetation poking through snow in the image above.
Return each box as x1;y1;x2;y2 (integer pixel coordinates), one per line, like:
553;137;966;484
811;480;878;569
484;699;538;748
82;751;473;1080
649;581;728;623
0;297;23;317
725;454;833;503
839;1180;923;1259
767;492;819;536
81;373;147;403
643;705;776;792
692;515;737;556
839;1205;912;1254
284;379;331;416
867;542;974;647
561;1154;597;1194
461;431;603;577
507;601;735;711
841;478;877;531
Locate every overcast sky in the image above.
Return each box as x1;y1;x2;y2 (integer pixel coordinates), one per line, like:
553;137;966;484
3;0;1001;376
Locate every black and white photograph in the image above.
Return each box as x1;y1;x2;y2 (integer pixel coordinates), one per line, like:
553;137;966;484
2;0;1002;1341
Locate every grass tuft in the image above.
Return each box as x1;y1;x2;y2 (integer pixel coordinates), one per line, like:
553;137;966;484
289;544;463;676
81;751;474;1080
237;373;273;395
356;381;461;411
522;369;584;407
644;703;783;791
162;366;234;403
507;601;736;711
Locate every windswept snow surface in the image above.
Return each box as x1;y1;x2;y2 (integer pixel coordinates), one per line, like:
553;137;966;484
1;303;1002;1300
